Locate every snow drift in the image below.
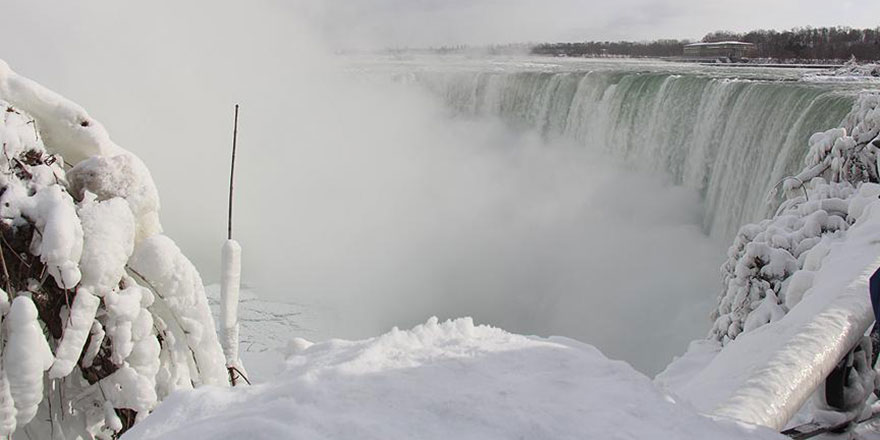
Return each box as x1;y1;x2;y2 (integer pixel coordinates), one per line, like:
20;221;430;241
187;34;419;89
124;317;785;440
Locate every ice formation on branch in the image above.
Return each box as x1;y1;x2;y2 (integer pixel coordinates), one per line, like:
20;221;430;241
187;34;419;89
128;235;228;388
654;92;880;432
49;288;100;379
0;59;228;438
220;239;245;380
712;92;880;345
4;297;53;426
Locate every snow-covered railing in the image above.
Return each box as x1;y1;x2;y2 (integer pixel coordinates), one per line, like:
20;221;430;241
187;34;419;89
710;256;878;430
664;92;880;432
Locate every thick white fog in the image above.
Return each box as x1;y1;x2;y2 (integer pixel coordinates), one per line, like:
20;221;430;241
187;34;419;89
1;2;726;373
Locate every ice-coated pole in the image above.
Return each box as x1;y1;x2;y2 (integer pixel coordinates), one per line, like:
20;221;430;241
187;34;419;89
221;104;247;385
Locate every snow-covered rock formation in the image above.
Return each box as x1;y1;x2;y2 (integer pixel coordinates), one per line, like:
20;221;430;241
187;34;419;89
0;59;227;438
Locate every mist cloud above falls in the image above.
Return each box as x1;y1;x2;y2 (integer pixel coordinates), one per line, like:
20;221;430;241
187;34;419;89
0;1;725;374
235;77;725;374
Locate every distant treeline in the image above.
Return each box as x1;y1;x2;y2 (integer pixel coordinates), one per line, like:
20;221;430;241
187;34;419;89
532;27;880;61
703;28;880;60
532;40;685;58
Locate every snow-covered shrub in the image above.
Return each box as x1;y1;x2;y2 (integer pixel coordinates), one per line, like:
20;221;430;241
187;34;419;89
711;92;880;344
0;59;227;438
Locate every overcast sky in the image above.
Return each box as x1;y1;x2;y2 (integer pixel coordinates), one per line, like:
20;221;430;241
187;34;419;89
3;1;880;54
294;0;880;48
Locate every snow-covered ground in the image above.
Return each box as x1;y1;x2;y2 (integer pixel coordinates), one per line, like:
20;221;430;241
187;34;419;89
803;60;880;83
204;285;324;381
124;317;784;440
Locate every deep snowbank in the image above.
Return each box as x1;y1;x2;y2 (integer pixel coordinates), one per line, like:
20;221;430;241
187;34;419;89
124;317;784;440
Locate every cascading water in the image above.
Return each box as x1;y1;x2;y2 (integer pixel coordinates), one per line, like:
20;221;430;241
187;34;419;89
416;70;854;242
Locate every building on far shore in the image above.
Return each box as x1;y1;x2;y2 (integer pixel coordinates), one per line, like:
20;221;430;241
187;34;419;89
683;41;757;61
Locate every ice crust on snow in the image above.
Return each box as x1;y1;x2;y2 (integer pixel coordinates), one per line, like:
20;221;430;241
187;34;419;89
125;317;785;440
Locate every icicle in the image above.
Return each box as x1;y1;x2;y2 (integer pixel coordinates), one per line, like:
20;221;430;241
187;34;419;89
18;185;84;289
128;235;228;387
49;288;101;379
0;288;9;315
0;369;16;437
104;287;143;365
0;308;17;436
126;283;160;389
99;365;156;414
220;239;242;372
103;401;122;434
77;195;136;295
81;321;105;369
4;296;54;426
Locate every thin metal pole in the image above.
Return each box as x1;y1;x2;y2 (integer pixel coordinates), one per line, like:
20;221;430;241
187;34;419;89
228;104;239;240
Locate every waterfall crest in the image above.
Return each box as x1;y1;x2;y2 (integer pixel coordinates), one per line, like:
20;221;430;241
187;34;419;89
418;71;853;241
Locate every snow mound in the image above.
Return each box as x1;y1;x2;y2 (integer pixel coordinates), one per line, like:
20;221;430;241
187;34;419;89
124;317;784;440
